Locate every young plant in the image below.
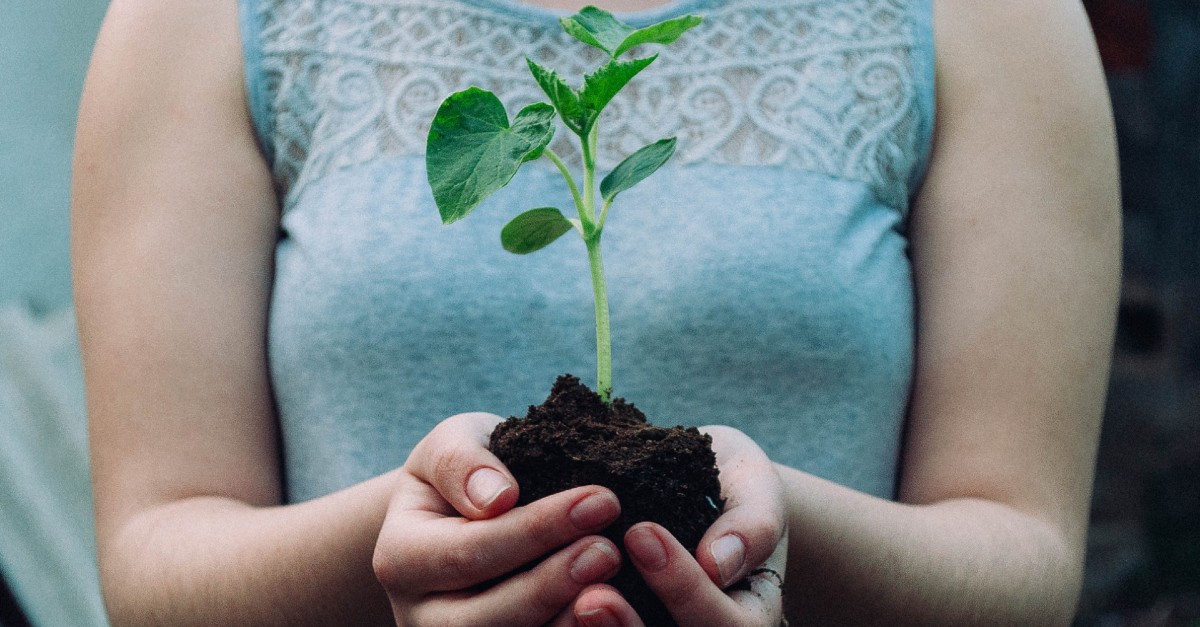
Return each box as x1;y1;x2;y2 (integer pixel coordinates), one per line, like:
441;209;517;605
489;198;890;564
426;6;702;403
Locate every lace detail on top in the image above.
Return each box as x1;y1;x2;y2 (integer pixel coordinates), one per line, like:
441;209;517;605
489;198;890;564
250;0;931;210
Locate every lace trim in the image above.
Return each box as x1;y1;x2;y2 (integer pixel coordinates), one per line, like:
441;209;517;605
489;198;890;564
253;0;928;210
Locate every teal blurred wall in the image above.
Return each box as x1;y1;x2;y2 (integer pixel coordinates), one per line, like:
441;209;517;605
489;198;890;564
1;0;110;311
1;3;111;626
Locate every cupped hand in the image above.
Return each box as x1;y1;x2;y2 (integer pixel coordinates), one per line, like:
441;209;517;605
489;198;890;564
372;412;625;626
562;425;788;627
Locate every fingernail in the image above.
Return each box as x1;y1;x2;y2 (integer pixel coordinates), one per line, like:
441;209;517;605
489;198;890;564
626;526;668;572
569;492;620;530
577;607;622;627
710;534;746;587
466;468;511;510
570;542;620;584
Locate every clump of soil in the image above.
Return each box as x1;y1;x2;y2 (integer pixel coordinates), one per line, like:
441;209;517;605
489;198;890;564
489;374;724;626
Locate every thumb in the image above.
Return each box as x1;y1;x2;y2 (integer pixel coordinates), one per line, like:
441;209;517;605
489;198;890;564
406;411;520;519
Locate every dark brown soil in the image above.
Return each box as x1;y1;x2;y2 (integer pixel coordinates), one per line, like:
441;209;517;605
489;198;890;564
489;375;724;626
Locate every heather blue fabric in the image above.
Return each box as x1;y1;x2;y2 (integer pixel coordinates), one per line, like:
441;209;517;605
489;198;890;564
239;0;936;503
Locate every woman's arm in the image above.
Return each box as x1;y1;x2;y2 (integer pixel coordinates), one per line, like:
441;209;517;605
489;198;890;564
72;0;396;623
778;0;1120;623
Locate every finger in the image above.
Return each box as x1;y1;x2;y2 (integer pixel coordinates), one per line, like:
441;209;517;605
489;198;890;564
571;585;644;627
409;537;622;627
626;523;782;627
375;485;621;593
547;601;579;627
726;566;788;626
698;425;787;588
406;412;519;519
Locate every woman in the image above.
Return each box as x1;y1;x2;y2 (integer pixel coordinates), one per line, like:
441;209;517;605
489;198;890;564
72;0;1120;624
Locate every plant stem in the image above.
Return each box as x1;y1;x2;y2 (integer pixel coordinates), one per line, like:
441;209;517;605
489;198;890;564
544;148;587;227
585;233;613;403
597;197;613;230
581;132;597;223
577;122;612;402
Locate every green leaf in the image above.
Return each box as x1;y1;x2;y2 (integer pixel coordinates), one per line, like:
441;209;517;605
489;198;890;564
527;59;587;134
600;137;677;201
560;7;635;57
560;7;703;58
578;56;656;127
426;88;556;224
612;15;704;58
501;207;575;254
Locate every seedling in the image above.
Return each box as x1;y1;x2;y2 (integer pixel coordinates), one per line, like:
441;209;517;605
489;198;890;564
426;6;702;403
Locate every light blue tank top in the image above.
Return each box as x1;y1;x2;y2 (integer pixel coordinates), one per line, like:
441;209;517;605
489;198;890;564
239;0;936;503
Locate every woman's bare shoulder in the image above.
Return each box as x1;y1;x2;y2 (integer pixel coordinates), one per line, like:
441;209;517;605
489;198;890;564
79;0;249;141
931;0;1110;111
925;0;1117;223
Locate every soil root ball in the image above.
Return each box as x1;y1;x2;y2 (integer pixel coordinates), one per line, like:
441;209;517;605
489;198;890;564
489;375;725;626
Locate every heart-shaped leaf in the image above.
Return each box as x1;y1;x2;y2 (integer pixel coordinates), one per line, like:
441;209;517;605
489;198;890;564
426;88;556;224
600;137;677;201
501;207;575;254
561;7;703;58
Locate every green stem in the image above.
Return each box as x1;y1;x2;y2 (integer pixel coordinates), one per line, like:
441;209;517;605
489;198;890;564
582;125;598;223
582;157;595;224
585;234;613;403
579;123;611;401
597;197;613;231
588;123;599;164
543;148;587;224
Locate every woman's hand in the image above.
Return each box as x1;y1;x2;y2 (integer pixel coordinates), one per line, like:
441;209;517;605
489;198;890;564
567;425;788;627
373;412;625;626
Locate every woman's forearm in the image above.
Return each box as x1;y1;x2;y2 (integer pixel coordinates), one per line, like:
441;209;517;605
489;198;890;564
777;465;1081;626
98;470;400;627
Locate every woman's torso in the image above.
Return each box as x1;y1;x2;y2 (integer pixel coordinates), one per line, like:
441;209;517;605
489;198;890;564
239;0;935;502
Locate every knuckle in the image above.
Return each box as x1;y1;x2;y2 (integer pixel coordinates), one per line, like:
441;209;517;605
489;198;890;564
657;568;708;607
743;517;782;552
506;558;582;624
430;446;473;489
410;413;490;474
372;542;407;591
437;536;489;584
525;584;571;622
524;501;570;546
455;411;503;429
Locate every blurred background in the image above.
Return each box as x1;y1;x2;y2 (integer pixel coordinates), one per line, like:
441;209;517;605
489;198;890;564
1;1;110;626
0;0;1196;625
1080;0;1200;624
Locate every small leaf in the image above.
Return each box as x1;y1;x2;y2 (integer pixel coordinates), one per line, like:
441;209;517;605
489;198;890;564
560;7;703;58
578;56;656;128
527;59;587;134
612;15;703;58
560;6;636;57
426;89;556;224
501;208;575;254
600;137;677;201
